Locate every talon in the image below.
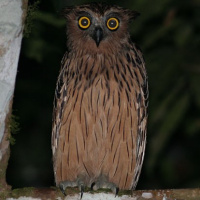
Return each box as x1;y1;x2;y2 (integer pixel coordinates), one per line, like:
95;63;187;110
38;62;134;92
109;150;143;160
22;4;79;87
77;180;85;199
59;183;67;196
115;187;119;197
91;182;95;190
80;184;84;199
103;181;118;196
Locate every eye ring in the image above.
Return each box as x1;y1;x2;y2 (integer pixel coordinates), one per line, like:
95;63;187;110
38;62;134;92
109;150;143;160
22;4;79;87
107;17;119;31
78;16;91;29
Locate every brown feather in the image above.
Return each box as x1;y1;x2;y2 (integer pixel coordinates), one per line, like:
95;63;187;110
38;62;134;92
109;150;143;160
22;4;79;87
52;2;148;191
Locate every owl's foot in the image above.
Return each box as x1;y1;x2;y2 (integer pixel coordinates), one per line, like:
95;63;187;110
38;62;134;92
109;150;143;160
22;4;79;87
59;179;85;199
92;181;119;196
59;180;77;196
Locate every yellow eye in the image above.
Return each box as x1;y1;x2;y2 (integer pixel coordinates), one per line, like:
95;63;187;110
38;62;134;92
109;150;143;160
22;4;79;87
78;16;91;29
107;17;119;30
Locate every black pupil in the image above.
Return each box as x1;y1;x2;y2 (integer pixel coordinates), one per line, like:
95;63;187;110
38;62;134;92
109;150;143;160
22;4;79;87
81;18;89;26
109;19;117;28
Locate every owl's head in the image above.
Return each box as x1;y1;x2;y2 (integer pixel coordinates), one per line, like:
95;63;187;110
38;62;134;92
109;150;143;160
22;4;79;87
63;3;139;55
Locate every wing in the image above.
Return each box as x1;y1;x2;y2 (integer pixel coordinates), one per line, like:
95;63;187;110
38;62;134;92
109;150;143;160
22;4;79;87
52;51;69;176
130;43;149;189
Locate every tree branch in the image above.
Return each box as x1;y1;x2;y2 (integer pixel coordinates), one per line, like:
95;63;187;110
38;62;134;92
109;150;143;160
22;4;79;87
0;0;27;192
1;187;200;200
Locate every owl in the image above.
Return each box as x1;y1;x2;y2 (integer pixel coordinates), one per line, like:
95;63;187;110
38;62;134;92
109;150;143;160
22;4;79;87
52;2;148;197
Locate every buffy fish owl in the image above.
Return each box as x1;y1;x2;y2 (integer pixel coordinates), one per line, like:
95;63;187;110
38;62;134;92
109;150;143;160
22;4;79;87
52;2;148;196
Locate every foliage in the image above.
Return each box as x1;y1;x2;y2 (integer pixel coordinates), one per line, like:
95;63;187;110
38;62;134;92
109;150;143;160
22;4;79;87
23;0;40;37
7;114;20;145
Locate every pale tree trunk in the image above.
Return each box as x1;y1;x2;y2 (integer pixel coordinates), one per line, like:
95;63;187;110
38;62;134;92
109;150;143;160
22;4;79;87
0;1;200;199
0;0;28;192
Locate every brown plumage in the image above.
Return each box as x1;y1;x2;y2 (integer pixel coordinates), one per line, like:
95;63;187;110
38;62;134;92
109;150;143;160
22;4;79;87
52;2;148;195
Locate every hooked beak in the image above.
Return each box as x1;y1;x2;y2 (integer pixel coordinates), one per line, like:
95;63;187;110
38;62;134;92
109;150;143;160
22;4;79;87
93;27;103;47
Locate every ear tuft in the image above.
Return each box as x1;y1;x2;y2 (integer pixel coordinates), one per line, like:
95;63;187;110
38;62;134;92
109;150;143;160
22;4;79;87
127;10;140;21
61;6;74;19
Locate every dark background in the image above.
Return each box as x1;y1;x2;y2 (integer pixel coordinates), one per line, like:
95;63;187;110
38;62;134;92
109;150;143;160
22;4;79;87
6;0;200;190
